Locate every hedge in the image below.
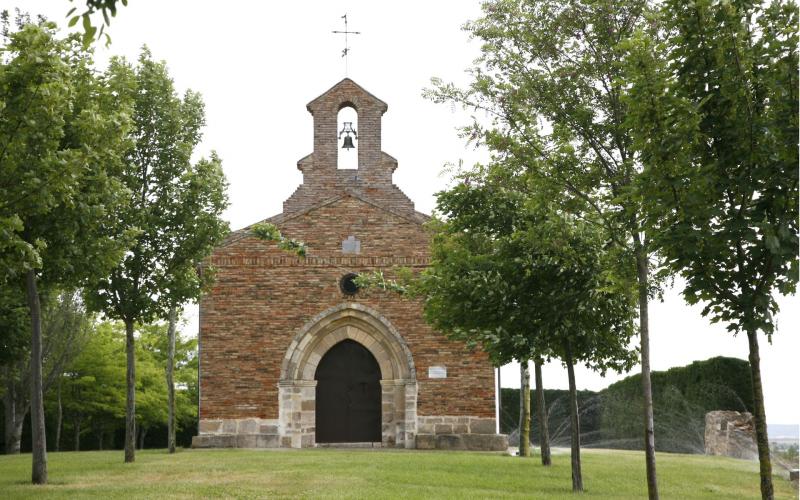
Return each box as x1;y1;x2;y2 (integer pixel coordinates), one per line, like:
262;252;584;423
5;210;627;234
500;356;753;453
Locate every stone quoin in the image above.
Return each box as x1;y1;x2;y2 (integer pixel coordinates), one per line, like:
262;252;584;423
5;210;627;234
192;79;507;451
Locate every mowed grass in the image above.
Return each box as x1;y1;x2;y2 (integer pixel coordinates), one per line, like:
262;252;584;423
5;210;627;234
0;447;796;499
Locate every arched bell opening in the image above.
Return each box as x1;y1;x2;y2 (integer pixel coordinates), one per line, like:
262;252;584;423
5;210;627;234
314;339;382;443
337;104;358;170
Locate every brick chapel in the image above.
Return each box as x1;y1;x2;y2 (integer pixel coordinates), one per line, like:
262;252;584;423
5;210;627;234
192;79;507;451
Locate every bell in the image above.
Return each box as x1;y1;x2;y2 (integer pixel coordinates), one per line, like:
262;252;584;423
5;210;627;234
339;121;357;150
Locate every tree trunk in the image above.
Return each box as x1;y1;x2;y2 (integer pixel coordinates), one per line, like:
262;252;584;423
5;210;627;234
124;319;136;463
746;328;774;500
55;379;62;453
4;372;21;455
3;369;13;453
6;418;24;455
565;345;583;492
138;426;147;450
166;306;177;454
519;361;531;457
25;269;47;484
519;364;524;439
534;361;551;466
634;242;658;499
74;415;81;451
97;429;103;451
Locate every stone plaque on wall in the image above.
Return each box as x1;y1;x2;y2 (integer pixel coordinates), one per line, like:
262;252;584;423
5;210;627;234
428;366;447;379
342;235;361;254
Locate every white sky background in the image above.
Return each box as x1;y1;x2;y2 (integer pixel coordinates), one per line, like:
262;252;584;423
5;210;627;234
11;1;798;425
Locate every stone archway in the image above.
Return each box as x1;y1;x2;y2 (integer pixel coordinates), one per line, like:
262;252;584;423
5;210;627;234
278;303;417;448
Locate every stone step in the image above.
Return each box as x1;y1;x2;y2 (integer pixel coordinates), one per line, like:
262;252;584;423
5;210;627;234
191;433;281;449
316;442;383;448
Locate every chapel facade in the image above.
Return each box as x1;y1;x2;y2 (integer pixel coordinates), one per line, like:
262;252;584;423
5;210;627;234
192;79;507;451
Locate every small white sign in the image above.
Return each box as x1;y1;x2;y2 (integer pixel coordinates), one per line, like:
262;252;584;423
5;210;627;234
428;366;447;379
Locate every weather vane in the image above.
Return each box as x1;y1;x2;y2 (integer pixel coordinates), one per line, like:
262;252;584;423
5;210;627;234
332;14;361;77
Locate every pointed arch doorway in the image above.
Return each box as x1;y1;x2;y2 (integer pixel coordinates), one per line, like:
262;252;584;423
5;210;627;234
278;303;418;448
315;339;381;443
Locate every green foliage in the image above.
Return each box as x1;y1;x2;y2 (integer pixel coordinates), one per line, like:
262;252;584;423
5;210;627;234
353;269;410;295
424;0;655;255
86;46;229;325
45;318;198;450
60;321;128;430
0;283;28;366
0;290;95;453
251;222;306;257
0;21;133;289
623;0;799;339
418;164;638;375
67;0;128;47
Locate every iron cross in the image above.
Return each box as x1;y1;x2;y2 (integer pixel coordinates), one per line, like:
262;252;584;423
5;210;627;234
332;14;361;76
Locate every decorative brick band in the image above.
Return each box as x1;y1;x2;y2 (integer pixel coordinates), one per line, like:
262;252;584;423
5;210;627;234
210;255;430;268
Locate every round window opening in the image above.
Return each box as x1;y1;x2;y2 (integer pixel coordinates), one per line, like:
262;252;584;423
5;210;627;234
339;273;360;295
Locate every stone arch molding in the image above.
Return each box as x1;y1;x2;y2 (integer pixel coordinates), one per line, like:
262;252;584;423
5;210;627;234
278;303;418;448
280;303;416;383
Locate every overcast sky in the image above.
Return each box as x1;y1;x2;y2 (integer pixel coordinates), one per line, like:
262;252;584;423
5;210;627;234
13;1;799;425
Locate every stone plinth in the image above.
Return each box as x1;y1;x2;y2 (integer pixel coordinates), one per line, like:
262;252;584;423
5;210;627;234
415;416;508;451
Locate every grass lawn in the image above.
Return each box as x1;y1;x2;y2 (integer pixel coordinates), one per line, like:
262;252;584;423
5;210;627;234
0;447;796;499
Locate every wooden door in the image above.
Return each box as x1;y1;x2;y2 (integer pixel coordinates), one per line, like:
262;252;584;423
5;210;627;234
315;339;382;443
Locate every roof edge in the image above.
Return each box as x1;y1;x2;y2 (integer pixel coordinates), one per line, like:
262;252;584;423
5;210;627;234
306;78;388;112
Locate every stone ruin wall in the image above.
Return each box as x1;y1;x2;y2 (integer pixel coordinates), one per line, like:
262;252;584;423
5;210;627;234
704;410;757;460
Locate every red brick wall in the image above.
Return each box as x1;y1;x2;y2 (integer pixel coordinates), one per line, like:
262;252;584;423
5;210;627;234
199;196;495;420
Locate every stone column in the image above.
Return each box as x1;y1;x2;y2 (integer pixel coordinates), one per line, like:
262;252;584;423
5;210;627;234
403;381;418;449
278;379;317;448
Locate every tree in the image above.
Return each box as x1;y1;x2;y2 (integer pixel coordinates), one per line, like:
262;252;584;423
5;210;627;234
0;22;131;482
58;321;127;451
622;1;798;497
2;290;92;454
359;161;637;491
516;217;637;491
415;172;550;462
86;47;228;463
430;172;637;491
0;279;29;454
533;362;550;465
425;0;663;496
518;362;531;457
